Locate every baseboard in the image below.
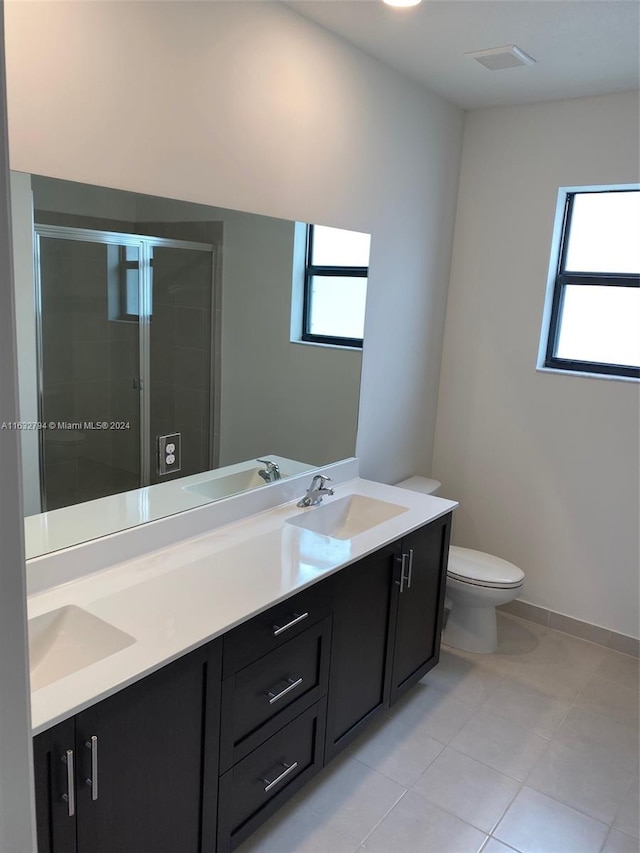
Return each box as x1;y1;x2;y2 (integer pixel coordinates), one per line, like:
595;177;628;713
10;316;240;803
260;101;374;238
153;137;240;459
498;600;639;658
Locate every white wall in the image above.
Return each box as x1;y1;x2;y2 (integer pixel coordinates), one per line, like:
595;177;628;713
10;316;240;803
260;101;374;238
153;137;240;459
0;3;37;847
4;0;464;486
432;91;640;639
216;210;362;468
133;194;363;466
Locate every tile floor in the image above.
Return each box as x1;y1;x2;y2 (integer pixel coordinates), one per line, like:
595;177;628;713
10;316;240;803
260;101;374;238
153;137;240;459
238;613;639;853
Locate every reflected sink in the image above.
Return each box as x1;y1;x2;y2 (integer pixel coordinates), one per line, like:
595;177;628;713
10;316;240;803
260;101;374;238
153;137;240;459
183;468;286;500
286;495;409;540
28;605;135;691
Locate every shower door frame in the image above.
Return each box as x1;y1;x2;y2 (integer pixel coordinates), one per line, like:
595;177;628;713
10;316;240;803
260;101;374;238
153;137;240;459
34;224;217;510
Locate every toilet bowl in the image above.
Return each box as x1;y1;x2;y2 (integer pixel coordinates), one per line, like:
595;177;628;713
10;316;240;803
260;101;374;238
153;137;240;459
395;477;525;654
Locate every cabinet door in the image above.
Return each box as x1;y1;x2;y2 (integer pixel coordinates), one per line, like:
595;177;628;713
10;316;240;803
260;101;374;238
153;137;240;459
390;514;451;705
75;642;221;853
324;544;397;762
34;718;77;853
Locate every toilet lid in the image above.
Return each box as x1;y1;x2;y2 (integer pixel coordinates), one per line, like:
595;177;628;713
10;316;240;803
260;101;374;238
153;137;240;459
447;546;524;589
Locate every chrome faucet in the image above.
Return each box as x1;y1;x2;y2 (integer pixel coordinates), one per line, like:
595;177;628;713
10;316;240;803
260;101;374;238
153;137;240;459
297;474;334;507
257;459;281;483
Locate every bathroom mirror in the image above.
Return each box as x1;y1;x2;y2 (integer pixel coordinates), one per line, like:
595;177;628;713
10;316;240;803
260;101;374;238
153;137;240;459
11;173;366;558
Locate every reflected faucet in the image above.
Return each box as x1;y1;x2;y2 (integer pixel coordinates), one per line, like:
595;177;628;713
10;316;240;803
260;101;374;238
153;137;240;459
297;474;334;507
257;459;281;483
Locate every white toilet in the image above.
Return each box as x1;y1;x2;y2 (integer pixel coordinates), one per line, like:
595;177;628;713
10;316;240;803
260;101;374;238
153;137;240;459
395;477;525;654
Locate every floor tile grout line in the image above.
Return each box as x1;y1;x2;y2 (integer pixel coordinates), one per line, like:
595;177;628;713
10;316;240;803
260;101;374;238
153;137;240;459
365;777;497;844
439;742;546;787
357;786;409;847
500;612;639;660
402;750;526;839
522;774;623;829
475;686;570;741
352;736;447;789
483;834;522;853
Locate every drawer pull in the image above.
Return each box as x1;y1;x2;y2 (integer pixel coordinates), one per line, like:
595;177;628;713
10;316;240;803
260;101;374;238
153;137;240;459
272;612;309;636
267;676;304;705
263;760;299;793
61;750;75;817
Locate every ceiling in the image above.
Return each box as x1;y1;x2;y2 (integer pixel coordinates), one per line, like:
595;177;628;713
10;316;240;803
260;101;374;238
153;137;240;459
285;0;640;109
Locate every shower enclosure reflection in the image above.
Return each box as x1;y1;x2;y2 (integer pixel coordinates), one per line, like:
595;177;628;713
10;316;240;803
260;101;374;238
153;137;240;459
12;173;366;556
37;226;215;511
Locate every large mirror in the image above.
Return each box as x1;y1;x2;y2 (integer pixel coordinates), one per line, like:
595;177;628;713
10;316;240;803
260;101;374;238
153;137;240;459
10;173;367;558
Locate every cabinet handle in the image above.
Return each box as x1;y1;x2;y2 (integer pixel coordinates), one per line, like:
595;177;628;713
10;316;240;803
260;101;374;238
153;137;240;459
407;549;414;589
272;612;309;636
85;735;98;801
397;553;409;593
61;750;75;817
267;676;304;705
262;761;298;793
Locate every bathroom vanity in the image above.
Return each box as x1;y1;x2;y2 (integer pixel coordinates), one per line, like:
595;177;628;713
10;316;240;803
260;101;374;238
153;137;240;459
30;476;455;853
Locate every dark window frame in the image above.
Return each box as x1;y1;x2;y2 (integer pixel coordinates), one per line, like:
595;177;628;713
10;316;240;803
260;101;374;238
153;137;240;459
544;189;640;380
302;224;367;348
117;245;142;323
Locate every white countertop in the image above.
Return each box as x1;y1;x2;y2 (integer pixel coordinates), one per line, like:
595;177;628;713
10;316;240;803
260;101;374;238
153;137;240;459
24;455;313;559
28;477;456;735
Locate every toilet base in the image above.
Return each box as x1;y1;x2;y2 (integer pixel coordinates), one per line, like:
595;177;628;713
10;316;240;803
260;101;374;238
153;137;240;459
443;602;498;654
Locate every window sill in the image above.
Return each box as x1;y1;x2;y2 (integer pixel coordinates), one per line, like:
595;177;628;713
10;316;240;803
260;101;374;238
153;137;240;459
291;339;363;353
536;365;640;383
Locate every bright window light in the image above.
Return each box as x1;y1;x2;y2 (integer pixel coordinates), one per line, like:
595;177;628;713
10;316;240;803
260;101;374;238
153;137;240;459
302;224;371;348
564;192;640;274
541;187;640;379
311;225;371;268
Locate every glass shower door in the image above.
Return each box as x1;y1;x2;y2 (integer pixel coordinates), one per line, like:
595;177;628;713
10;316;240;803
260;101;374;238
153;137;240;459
37;231;142;511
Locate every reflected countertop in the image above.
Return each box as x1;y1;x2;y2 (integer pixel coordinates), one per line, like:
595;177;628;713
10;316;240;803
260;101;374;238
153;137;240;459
28;477;457;735
24;455;313;559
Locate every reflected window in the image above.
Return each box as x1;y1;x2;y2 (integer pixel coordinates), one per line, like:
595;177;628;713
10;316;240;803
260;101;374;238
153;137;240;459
542;187;640;379
303;225;370;348
107;244;141;322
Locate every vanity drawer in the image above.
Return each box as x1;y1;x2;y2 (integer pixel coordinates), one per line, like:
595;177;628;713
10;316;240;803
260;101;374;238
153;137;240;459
220;617;331;771
217;700;326;852
222;579;333;677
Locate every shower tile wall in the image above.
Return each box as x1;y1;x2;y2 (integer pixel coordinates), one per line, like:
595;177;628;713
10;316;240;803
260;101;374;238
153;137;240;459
138;221;221;484
39;237;140;510
37;211;220;510
148;244;213;484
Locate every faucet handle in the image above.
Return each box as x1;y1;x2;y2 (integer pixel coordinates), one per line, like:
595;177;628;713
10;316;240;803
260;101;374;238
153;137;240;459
314;474;333;485
257;458;278;469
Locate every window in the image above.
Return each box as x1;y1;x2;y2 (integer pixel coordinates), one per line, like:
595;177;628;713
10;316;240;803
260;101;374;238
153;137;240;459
302;224;371;348
107;243;141;323
541;187;640;380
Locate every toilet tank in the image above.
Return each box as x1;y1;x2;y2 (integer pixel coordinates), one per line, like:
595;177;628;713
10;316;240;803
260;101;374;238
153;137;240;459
395;476;442;496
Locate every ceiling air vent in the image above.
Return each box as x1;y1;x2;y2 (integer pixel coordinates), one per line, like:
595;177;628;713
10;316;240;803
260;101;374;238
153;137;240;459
466;45;536;70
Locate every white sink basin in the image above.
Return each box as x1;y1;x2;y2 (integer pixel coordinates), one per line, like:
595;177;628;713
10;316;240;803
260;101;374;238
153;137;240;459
28;605;135;691
183;468;285;500
286;495;409;540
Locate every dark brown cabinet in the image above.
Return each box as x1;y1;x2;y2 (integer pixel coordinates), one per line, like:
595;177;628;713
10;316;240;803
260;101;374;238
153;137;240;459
214;583;334;852
217;701;326;852
34;513;452;853
389;515;451;704
325;513;452;760
34;641;222;853
34;718;77;853
324;542;397;761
